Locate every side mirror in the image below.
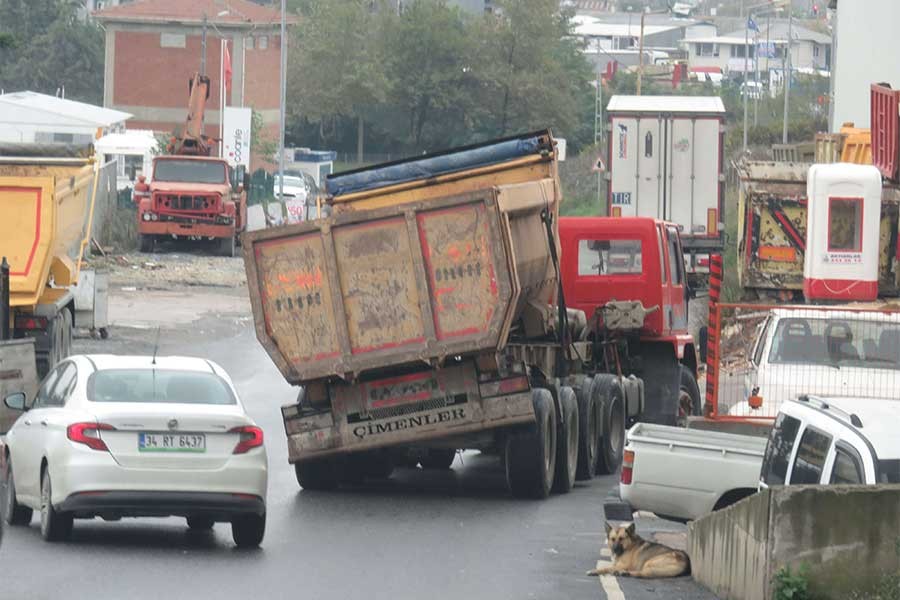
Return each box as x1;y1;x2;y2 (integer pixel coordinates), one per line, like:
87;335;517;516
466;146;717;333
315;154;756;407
4;392;27;412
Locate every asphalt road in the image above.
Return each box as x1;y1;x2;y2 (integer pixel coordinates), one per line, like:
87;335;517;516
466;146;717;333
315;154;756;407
0;287;719;600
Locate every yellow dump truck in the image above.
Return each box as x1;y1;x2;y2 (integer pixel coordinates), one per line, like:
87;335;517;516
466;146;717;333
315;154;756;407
243;131;698;498
0;145;100;376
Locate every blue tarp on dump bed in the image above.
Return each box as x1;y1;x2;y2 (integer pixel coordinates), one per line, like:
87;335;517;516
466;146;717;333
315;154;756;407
325;131;550;197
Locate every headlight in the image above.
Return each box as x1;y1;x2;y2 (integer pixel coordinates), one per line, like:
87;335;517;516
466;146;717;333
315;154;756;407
142;213;151;221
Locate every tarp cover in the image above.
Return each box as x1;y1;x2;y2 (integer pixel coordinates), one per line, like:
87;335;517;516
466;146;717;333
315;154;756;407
326;133;548;197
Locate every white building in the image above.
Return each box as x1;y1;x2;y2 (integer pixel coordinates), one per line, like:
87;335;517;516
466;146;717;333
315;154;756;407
830;0;900;131
0;91;132;145
684;22;831;79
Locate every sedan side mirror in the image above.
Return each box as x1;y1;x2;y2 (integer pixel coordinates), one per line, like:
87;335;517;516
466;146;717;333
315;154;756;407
4;392;27;412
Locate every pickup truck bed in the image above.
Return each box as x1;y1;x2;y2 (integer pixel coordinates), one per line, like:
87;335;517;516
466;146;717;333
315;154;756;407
619;423;766;522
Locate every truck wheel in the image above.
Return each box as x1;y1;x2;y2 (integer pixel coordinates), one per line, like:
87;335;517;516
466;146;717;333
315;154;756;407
218;235;236;257
552;386;579;494
594;375;625;475
505;388;556;499
420;449;456;470
139;234;155;253
575;376;599;480
677;365;702;426
295;459;340;491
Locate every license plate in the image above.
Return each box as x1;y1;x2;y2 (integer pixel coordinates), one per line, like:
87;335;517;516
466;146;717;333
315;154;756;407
138;433;206;453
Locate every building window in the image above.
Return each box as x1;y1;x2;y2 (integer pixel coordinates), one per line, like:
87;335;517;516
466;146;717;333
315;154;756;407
160;33;186;48
813;44;820;58
730;45;755;58
246;35;254;50
258;35;268;50
696;43;718;57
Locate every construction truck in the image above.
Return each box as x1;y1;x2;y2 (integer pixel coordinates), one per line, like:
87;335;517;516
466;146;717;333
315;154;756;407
0;144;100;378
133;70;248;256
242;131;699;498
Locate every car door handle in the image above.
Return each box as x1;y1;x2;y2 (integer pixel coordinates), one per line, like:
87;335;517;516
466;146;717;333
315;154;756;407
24;420;32;426
40;420;48;427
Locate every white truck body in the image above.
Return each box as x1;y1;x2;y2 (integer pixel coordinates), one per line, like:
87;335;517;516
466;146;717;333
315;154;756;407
606;95;725;276
94;130;156;191
619;422;766;522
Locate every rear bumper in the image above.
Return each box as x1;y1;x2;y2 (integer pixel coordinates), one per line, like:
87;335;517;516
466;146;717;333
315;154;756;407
57;491;265;519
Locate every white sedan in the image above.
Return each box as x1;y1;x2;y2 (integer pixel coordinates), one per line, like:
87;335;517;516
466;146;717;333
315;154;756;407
2;355;267;547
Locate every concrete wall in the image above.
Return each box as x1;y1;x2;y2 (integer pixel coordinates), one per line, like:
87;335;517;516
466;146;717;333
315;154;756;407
689;485;900;600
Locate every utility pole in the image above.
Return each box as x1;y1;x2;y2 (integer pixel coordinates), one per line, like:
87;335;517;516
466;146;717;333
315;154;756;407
742;15;749;152
636;10;646;95
200;14;208;76
278;0;286;202
595;63;604;214
782;6;793;143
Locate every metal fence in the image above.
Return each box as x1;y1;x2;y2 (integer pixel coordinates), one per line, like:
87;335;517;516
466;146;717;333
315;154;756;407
706;297;900;421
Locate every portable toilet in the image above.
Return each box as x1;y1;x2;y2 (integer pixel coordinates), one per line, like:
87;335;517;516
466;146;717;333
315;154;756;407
804;163;882;301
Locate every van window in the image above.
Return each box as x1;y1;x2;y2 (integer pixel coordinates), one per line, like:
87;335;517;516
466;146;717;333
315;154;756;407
830;445;864;484
879;460;900;483
789;427;832;484
577;239;642;275
761;413;801;485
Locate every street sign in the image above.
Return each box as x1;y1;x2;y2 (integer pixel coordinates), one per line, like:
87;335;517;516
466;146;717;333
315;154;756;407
222;106;252;168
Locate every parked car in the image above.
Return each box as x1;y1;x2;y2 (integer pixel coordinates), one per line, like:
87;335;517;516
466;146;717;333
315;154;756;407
729;309;900;416
616;422;767;522
760;394;900;487
2;355;267;547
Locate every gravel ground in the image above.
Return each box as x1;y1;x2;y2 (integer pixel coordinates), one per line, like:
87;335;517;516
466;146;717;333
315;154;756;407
88;250;247;289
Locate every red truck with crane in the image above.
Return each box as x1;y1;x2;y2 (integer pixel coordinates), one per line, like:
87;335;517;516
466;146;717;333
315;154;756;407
133;69;248;256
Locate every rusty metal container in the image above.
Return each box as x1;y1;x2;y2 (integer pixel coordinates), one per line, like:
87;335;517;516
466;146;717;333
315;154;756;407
243;132;562;385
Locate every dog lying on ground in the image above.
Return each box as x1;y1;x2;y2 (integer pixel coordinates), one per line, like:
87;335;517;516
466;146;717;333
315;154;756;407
586;522;691;578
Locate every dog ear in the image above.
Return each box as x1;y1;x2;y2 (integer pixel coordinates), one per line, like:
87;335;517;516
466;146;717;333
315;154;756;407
604;521;612;536
625;522;636;536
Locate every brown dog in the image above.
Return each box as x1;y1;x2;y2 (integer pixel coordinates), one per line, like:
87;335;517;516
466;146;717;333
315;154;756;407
586;522;691;578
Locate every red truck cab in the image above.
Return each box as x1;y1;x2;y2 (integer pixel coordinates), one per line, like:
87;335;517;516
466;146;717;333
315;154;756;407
559;216;697;391
133;155;247;256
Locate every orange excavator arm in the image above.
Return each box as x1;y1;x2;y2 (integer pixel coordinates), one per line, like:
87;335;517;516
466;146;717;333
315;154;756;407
166;72;215;156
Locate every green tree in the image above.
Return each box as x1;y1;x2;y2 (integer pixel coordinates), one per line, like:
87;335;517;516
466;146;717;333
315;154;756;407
0;0;104;104
469;0;594;149
380;1;476;151
288;0;389;162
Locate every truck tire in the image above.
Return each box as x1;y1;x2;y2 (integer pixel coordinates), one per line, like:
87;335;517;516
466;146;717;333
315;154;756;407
218;235;236;257
678;365;702;426
640;344;680;426
552;386;579;494
594;375;625;475
575;376;600;480
295;459;340;491
505;388;556;499
420;449;456;470
139;234;155;253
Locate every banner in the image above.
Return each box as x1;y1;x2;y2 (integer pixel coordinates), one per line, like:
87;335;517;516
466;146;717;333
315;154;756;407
222;106;252;168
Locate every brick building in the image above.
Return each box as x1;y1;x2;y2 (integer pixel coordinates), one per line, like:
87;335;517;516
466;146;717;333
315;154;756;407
94;0;291;168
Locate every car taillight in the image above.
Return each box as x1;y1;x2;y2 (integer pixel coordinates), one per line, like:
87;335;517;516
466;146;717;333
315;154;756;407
67;422;116;451
14;315;48;330
621;449;635;485
230;425;264;454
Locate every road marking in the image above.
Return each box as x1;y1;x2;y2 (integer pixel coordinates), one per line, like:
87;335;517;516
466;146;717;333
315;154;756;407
594;558;625;600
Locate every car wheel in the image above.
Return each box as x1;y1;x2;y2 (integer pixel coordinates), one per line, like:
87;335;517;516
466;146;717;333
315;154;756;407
40;469;73;542
187;516;215;531
4;461;33;526
232;513;265;548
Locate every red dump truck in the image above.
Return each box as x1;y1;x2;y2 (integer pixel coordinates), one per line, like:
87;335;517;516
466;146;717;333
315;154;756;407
242;131;698;498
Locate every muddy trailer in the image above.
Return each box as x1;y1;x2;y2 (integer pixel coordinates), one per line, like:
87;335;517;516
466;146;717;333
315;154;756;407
242;131;697;498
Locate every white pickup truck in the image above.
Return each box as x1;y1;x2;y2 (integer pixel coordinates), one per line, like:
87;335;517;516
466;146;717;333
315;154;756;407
617;423;767;522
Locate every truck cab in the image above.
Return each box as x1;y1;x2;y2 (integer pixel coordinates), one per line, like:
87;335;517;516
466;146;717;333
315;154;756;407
133;156;247;256
759;395;900;488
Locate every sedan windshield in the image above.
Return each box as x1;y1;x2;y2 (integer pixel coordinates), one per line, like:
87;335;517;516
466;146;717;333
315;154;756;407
87;369;236;405
154;159;227;184
768;317;900;370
